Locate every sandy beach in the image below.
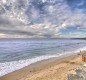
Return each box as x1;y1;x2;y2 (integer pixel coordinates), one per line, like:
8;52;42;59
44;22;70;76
0;51;86;80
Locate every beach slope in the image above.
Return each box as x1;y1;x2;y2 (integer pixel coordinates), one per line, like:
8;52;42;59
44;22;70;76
0;52;85;80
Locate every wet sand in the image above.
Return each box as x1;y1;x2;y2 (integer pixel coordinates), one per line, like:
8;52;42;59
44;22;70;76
0;51;85;80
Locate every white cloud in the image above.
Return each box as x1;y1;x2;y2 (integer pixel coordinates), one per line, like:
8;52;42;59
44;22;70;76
0;0;86;38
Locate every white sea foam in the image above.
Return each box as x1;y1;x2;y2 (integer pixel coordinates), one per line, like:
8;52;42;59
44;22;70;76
0;47;86;77
0;55;58;77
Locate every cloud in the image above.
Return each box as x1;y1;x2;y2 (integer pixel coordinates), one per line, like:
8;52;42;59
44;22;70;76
0;0;86;38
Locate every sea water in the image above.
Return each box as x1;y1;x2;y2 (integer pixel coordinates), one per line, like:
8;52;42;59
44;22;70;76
0;39;86;76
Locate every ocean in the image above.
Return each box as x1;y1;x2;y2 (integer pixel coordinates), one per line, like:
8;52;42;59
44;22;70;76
0;39;86;76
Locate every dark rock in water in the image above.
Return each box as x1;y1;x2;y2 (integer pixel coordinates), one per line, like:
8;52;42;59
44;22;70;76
68;68;86;80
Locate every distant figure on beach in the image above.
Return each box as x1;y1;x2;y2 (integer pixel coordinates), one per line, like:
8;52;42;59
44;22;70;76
80;50;81;53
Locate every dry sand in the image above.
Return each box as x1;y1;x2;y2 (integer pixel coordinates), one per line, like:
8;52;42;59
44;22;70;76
0;52;86;80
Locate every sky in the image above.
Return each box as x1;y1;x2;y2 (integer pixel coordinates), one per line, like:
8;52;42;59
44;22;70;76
0;0;86;38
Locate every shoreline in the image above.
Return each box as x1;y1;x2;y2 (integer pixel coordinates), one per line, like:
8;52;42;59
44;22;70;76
0;49;85;77
0;51;85;80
